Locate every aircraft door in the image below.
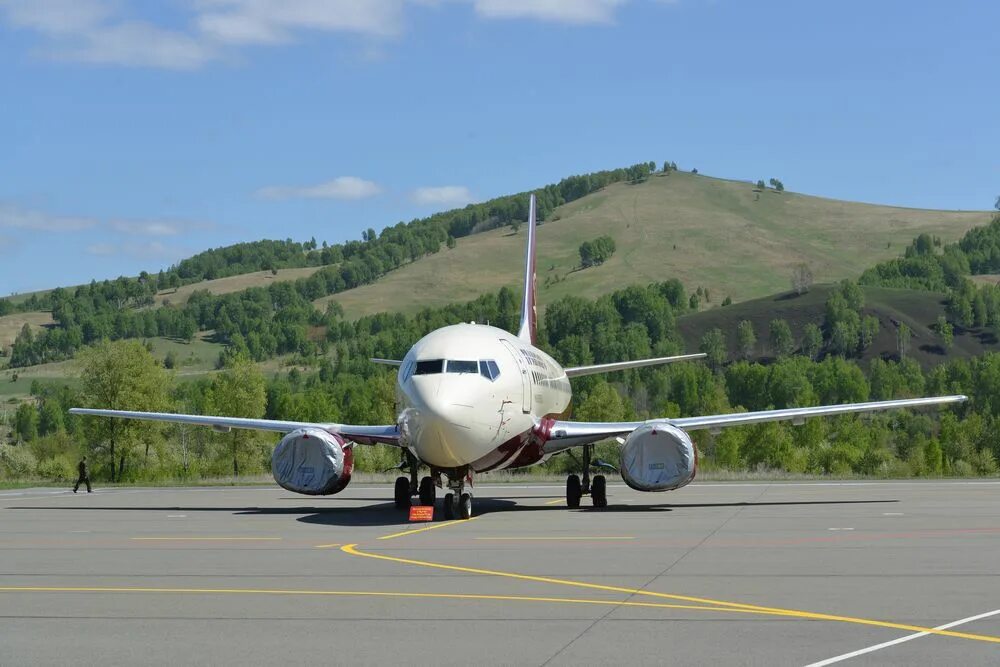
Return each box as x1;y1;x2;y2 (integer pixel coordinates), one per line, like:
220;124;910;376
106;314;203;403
500;339;532;413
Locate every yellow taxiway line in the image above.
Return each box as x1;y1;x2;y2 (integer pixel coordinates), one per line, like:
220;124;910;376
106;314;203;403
475;537;634;541
340;543;1000;645
131;537;283;541
0;585;741;615
378;518;477;541
544;498;565;505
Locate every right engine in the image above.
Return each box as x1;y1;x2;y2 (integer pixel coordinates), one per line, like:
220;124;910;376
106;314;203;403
271;428;353;495
619;422;696;492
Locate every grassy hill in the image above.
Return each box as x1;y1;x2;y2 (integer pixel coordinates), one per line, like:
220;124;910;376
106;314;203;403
318;172;991;320
153;266;323;306
675;284;999;370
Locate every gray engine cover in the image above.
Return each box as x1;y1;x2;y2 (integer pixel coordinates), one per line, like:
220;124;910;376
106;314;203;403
271;428;352;496
619;422;696;492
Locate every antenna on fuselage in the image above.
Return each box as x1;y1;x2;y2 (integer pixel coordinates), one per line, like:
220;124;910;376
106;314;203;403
516;193;537;345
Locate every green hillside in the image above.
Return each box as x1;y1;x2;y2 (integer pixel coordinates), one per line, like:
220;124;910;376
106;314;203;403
676;284;999;369
319;172;990;319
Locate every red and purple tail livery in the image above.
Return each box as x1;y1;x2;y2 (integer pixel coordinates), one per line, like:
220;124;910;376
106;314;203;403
516;193;538;344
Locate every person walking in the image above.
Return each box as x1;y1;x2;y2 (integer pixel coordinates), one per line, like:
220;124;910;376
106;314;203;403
73;456;92;493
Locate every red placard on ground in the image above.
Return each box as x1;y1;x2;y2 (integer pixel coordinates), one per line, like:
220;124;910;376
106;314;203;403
409;506;434;522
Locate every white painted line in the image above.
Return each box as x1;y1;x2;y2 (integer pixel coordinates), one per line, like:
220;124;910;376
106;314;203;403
827;527;855;531
167;515;187;518
803;608;1000;666
882;512;904;516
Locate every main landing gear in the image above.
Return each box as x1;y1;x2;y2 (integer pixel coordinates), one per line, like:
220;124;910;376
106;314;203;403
393;451;421;510
393;473;439;509
566;444;608;509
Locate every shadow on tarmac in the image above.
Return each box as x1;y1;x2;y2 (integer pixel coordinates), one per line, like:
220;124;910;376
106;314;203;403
7;498;899;527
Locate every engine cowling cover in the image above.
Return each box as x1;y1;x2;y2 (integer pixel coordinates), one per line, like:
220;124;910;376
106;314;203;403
271;428;353;495
619;422;696;492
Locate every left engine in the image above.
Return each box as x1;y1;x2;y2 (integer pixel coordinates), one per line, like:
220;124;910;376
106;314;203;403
619;422;696;492
271;428;353;495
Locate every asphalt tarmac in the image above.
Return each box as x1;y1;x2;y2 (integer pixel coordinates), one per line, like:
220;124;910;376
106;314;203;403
2;479;1000;666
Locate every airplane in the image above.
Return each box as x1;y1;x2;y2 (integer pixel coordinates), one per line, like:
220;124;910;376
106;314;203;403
71;194;967;520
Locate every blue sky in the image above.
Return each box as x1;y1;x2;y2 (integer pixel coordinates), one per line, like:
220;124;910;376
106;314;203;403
1;0;997;294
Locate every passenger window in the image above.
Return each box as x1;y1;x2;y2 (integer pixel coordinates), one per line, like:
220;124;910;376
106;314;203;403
446;360;478;374
415;360;444;375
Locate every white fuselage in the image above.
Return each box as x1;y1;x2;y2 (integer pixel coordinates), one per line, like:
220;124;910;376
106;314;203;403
396;324;570;471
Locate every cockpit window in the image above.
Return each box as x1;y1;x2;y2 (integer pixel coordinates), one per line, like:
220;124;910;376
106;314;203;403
446;360;478;374
414;359;444;375
480;359;500;381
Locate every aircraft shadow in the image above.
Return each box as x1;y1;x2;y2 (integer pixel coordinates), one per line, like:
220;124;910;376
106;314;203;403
7;498;899;527
578;498;899;513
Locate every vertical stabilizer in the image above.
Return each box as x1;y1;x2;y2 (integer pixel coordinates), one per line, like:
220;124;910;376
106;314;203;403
516;194;537;344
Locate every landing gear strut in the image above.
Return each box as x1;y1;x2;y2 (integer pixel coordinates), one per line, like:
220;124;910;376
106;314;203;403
565;444;607;508
442;468;473;520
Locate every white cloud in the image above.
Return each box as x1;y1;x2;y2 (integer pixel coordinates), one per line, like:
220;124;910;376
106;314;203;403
0;0;639;69
109;219;211;236
59;21;215;70
0;204;98;232
472;0;628;24
256;176;382;200
411;185;475;206
0;0;110;35
196;0;405;44
0;0;214;69
86;240;188;260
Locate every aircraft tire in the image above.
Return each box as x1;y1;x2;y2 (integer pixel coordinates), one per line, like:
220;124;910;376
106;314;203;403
566;474;582;508
459;493;473;520
443;493;455;520
419;476;436;506
394;476;411;509
591;474;607;508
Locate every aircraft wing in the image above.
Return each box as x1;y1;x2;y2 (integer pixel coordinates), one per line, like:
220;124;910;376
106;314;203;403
564;353;706;378
542;395;967;452
68;408;401;446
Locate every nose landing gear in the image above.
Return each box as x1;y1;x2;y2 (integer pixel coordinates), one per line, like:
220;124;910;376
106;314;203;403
442;468;473;520
565;444;608;508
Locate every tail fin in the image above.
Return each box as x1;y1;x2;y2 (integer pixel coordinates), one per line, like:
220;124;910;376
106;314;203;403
516;193;538;344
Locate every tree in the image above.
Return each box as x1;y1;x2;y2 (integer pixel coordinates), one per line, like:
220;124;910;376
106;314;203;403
574;381;625;421
38;400;64;436
897;322;912;358
15;403;38;442
446;235;456;249
791;264;813;295
164;350;177;369
579;236;616;268
78;340;170;481
208;354;266;478
936;315;954;350
830;320;859;357
699;328;727;369
722;296;732;306
756;179;766;190
769;178;785;192
802;323;823;360
736;320;757;359
510;219;521;234
768;319;794;358
860;315;880;351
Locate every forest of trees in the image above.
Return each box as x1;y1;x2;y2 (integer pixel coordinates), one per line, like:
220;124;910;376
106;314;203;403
3;275;998;486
